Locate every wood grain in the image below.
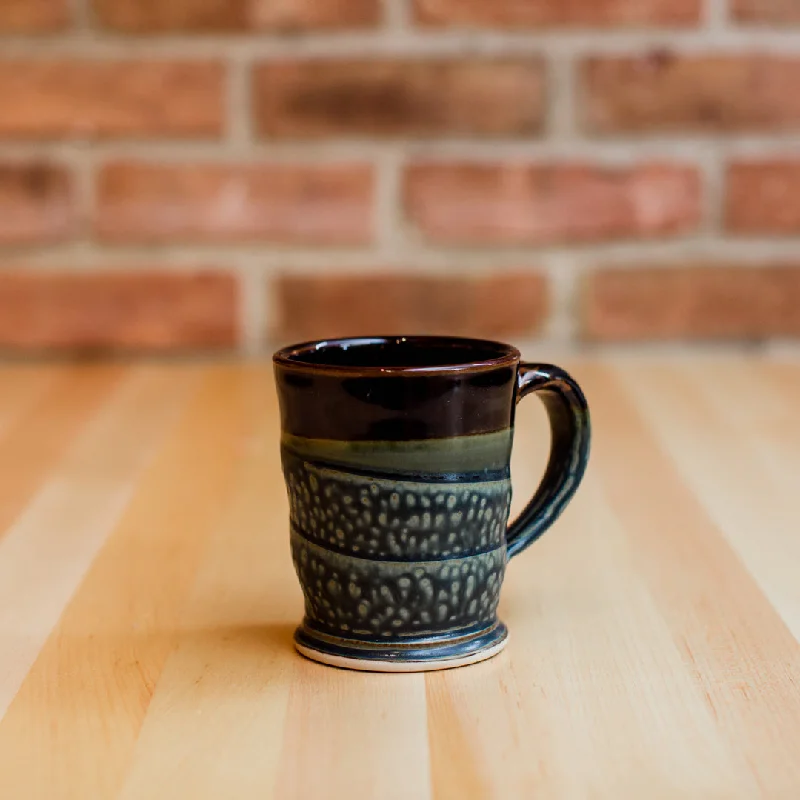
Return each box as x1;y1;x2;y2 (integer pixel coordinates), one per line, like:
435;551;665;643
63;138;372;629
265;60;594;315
0;358;798;799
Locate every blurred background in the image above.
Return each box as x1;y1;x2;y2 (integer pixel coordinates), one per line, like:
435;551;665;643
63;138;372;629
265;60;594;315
1;0;799;355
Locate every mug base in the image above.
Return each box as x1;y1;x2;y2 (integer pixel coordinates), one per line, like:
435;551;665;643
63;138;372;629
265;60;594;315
293;620;508;673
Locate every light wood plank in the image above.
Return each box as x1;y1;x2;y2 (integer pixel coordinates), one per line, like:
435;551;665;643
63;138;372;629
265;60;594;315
276;665;430;800
0;365;62;438
0;366;269;799
0;365;125;545
681;359;800;490
115;366;301;799
617;362;800;642
756;362;800;489
584;362;800;795
0;366;195;726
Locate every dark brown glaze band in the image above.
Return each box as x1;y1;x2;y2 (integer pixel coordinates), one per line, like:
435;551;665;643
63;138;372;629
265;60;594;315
274;336;520;441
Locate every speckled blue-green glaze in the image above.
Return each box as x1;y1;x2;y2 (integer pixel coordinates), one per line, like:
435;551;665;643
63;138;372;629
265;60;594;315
282;432;513;663
290;532;507;636
274;336;591;670
282;432;513;561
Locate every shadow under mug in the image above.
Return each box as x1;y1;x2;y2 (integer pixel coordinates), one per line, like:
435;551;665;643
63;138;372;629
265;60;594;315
273;336;591;672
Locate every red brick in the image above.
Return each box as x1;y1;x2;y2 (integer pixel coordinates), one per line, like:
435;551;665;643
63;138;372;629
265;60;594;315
0;0;69;30
0;61;223;139
725;160;800;234
0;271;237;352
404;162;701;245
732;0;800;23
93;0;380;31
272;272;547;341
0;163;74;244
96;162;374;244
583;265;800;341
253;59;544;138
581;54;800;133
413;0;700;27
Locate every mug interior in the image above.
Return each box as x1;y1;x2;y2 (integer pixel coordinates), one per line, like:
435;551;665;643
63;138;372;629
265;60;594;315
275;336;518;372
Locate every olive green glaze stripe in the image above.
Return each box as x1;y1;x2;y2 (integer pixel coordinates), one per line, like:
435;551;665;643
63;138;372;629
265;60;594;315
286;458;511;498
281;429;513;475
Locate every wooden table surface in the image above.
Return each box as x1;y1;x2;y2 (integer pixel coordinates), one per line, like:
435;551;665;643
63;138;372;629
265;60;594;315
1;358;800;798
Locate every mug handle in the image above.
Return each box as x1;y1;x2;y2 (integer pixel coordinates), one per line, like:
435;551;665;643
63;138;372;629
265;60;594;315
506;364;591;560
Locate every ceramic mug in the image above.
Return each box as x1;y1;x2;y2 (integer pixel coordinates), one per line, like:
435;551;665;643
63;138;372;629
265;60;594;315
273;336;590;672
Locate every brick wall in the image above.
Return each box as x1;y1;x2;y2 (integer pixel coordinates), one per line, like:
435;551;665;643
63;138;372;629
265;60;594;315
2;0;800;353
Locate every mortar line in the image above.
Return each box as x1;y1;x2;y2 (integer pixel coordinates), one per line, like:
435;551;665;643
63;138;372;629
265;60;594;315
4;30;800;58
706;0;729;29
9;236;800;272
5;137;800;163
374;148;406;257
546;54;576;140
542;254;582;344
72;144;96;257
702;146;726;239
71;0;90;30
383;0;411;29
238;257;267;355
226;57;252;148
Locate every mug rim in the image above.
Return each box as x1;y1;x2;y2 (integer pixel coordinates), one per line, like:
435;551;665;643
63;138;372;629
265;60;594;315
272;335;521;376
